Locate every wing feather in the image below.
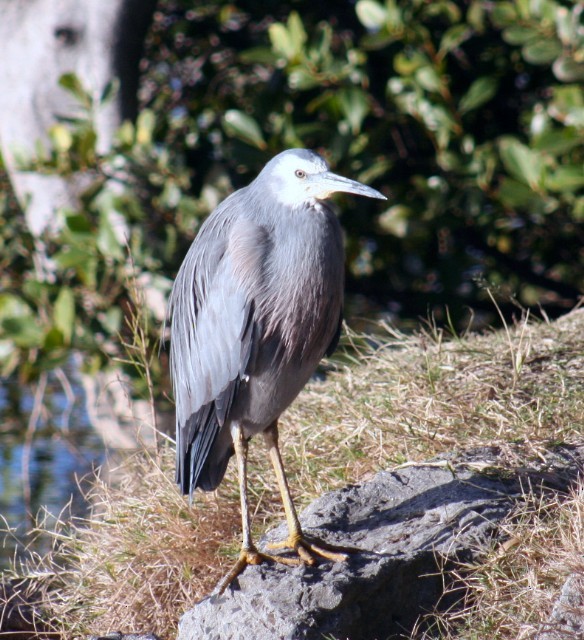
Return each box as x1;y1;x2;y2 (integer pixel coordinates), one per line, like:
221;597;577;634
167;204;266;496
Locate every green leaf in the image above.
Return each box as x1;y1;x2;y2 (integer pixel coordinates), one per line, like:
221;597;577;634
393;51;427;76
269;12;306;61
424;1;461;22
21;280;46;301
499;137;545;190
546;166;584;193
222;110;266;149
356;0;388;30
287;12;307;55
522;39;563;65
553;57;584;82
574;197;584;222
54;246;93;270
552;85;584;109
239;47;279;65
550;85;584;127
377;205;410;237
490;2;518;27
415;66;442;93
502;26;539;45
136;109;156;146
99;307;123;334
64;213;92;234
361;31;397;50
0;340;18;377
338;87;370;134
533;128;581;154
48;124;73;152
439;25;471;55
58;73;92;109
116;121;135;147
77;127;97;165
468;1;486;31
54;287;75;345
289;68;320;90
0;293;32;321
269;23;293;59
100;78;119;105
97;208;125;260
43;327;65;350
498;177;541;207
1;317;43;349
54;248;97;287
419;103;458;150
459;77;499;114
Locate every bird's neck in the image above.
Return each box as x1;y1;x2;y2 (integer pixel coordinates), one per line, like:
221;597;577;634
257;198;344;362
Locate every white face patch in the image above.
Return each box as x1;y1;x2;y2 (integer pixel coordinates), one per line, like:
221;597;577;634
269;153;331;207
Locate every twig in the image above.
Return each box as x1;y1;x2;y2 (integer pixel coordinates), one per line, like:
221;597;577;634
54;366;75;433
22;372;48;524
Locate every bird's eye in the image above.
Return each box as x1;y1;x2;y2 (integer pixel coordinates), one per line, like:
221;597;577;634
295;169;307;179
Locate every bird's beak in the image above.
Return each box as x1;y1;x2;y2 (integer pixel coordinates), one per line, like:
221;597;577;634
314;171;387;201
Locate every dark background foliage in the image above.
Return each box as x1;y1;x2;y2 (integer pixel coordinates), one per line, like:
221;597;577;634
139;0;583;319
0;0;583;389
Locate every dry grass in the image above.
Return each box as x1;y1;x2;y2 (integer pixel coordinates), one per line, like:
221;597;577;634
2;308;584;639
1;449;242;638
417;480;584;639
281;309;583;499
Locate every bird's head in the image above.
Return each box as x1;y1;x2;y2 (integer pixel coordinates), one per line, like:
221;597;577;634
257;149;386;207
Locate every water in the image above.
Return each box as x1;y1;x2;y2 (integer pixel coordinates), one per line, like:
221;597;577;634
0;365;105;569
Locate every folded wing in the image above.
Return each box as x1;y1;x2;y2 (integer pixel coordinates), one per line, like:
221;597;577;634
168;205;267;496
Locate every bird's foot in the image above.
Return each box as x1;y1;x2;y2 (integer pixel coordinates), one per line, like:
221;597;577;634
213;534;352;596
266;531;350;565
213;546;301;596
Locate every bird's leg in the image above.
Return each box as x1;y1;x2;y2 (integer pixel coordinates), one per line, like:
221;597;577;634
262;421;349;564
213;422;300;595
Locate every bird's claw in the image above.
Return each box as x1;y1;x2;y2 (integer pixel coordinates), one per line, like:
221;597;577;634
266;532;350;564
213;546;301;596
213;534;351;595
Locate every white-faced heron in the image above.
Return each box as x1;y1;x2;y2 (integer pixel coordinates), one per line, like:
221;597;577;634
167;148;386;592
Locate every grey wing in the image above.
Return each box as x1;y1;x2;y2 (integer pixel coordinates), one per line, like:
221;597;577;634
167;207;265;497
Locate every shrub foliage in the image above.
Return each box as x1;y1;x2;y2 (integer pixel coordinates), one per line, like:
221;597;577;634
0;0;582;386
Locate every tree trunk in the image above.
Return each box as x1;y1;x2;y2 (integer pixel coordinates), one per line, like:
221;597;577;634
0;0;156;236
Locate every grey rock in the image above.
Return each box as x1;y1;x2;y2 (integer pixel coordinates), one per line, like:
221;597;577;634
178;445;584;640
536;573;584;640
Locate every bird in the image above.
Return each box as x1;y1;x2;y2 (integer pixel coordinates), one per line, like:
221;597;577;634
166;148;386;593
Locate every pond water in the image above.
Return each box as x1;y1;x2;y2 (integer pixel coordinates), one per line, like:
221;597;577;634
0;366;105;570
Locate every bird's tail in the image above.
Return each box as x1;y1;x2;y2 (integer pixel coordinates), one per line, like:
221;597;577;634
176;382;240;497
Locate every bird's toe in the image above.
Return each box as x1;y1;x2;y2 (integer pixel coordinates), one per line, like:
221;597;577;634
266;532;350;565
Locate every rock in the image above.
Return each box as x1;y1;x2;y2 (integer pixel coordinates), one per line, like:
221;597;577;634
536;573;584;640
177;445;584;640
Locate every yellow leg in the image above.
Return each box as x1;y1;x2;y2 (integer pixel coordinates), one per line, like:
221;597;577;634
213;423;300;596
263;421;349;564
